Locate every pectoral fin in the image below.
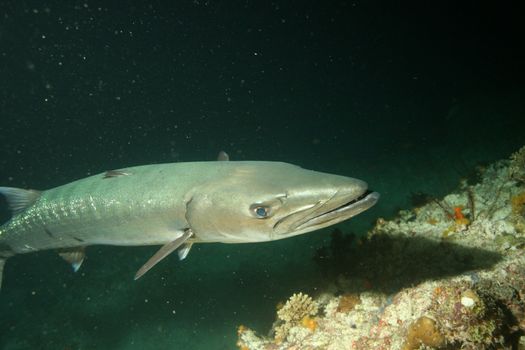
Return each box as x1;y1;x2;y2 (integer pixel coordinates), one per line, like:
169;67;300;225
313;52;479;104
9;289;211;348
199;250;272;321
0;248;14;290
58;247;86;272
134;229;193;280
177;242;193;260
0;257;6;290
217;151;229;161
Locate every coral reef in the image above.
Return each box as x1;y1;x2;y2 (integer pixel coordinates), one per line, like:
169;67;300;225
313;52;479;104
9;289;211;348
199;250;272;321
237;292;319;349
237;146;525;349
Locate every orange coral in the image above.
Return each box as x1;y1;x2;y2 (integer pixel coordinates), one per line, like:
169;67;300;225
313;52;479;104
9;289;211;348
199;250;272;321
453;206;465;220
301;316;317;331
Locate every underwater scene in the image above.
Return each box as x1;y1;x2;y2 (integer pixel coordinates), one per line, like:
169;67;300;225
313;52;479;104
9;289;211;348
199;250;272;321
0;1;524;349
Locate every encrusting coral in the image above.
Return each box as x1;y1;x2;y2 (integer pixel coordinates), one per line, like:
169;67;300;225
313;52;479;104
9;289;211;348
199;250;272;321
512;191;525;215
237;146;525;350
402;316;445;350
336;293;361;313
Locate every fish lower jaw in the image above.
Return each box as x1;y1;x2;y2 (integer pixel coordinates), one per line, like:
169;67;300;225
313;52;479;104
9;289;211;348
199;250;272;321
294;191;380;231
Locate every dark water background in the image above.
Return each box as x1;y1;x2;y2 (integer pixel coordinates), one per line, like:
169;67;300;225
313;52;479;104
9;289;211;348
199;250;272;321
0;1;523;349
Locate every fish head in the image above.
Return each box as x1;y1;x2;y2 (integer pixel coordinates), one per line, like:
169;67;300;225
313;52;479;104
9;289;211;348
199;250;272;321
185;161;379;243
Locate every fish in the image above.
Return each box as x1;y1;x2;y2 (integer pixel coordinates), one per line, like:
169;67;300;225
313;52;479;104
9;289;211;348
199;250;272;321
0;153;379;288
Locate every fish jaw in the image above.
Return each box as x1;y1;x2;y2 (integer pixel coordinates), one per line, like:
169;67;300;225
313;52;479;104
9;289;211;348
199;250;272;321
291;190;380;233
270;177;379;237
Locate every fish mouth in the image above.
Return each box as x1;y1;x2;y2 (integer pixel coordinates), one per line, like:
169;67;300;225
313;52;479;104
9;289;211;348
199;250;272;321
291;190;380;232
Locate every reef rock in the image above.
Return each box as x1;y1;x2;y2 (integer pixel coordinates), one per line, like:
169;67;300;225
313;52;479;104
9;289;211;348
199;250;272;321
237;146;525;350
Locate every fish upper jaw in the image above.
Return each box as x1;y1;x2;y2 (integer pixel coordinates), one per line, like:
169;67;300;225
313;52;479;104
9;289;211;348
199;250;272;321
273;182;379;235
292;190;380;232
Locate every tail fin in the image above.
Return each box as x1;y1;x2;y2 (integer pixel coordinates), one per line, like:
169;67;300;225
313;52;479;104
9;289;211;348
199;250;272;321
0;187;34;289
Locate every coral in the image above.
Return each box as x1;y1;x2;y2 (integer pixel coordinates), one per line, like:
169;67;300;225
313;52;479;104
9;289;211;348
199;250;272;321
453;206;465;220
442;215;470;238
512;191;525;215
274;292;318;342
276;292;318;323
237;326;268;350
236;325;250;349
336;293;361;313
510;145;525;182
428;282;504;348
301;316;317;331
511;191;525;234
402;316;445;350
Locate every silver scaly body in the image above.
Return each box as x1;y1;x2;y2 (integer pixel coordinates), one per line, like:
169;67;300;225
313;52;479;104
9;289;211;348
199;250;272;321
0;159;379;288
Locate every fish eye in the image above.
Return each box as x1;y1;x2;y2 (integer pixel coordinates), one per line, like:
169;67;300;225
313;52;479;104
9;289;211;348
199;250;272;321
251;205;270;219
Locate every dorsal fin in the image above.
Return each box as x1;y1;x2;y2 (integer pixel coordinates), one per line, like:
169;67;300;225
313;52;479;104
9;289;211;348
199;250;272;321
103;170;131;178
0;187;41;215
217;151;230;161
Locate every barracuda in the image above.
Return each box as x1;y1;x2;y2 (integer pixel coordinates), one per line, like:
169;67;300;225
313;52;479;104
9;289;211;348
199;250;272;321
0;154;379;289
